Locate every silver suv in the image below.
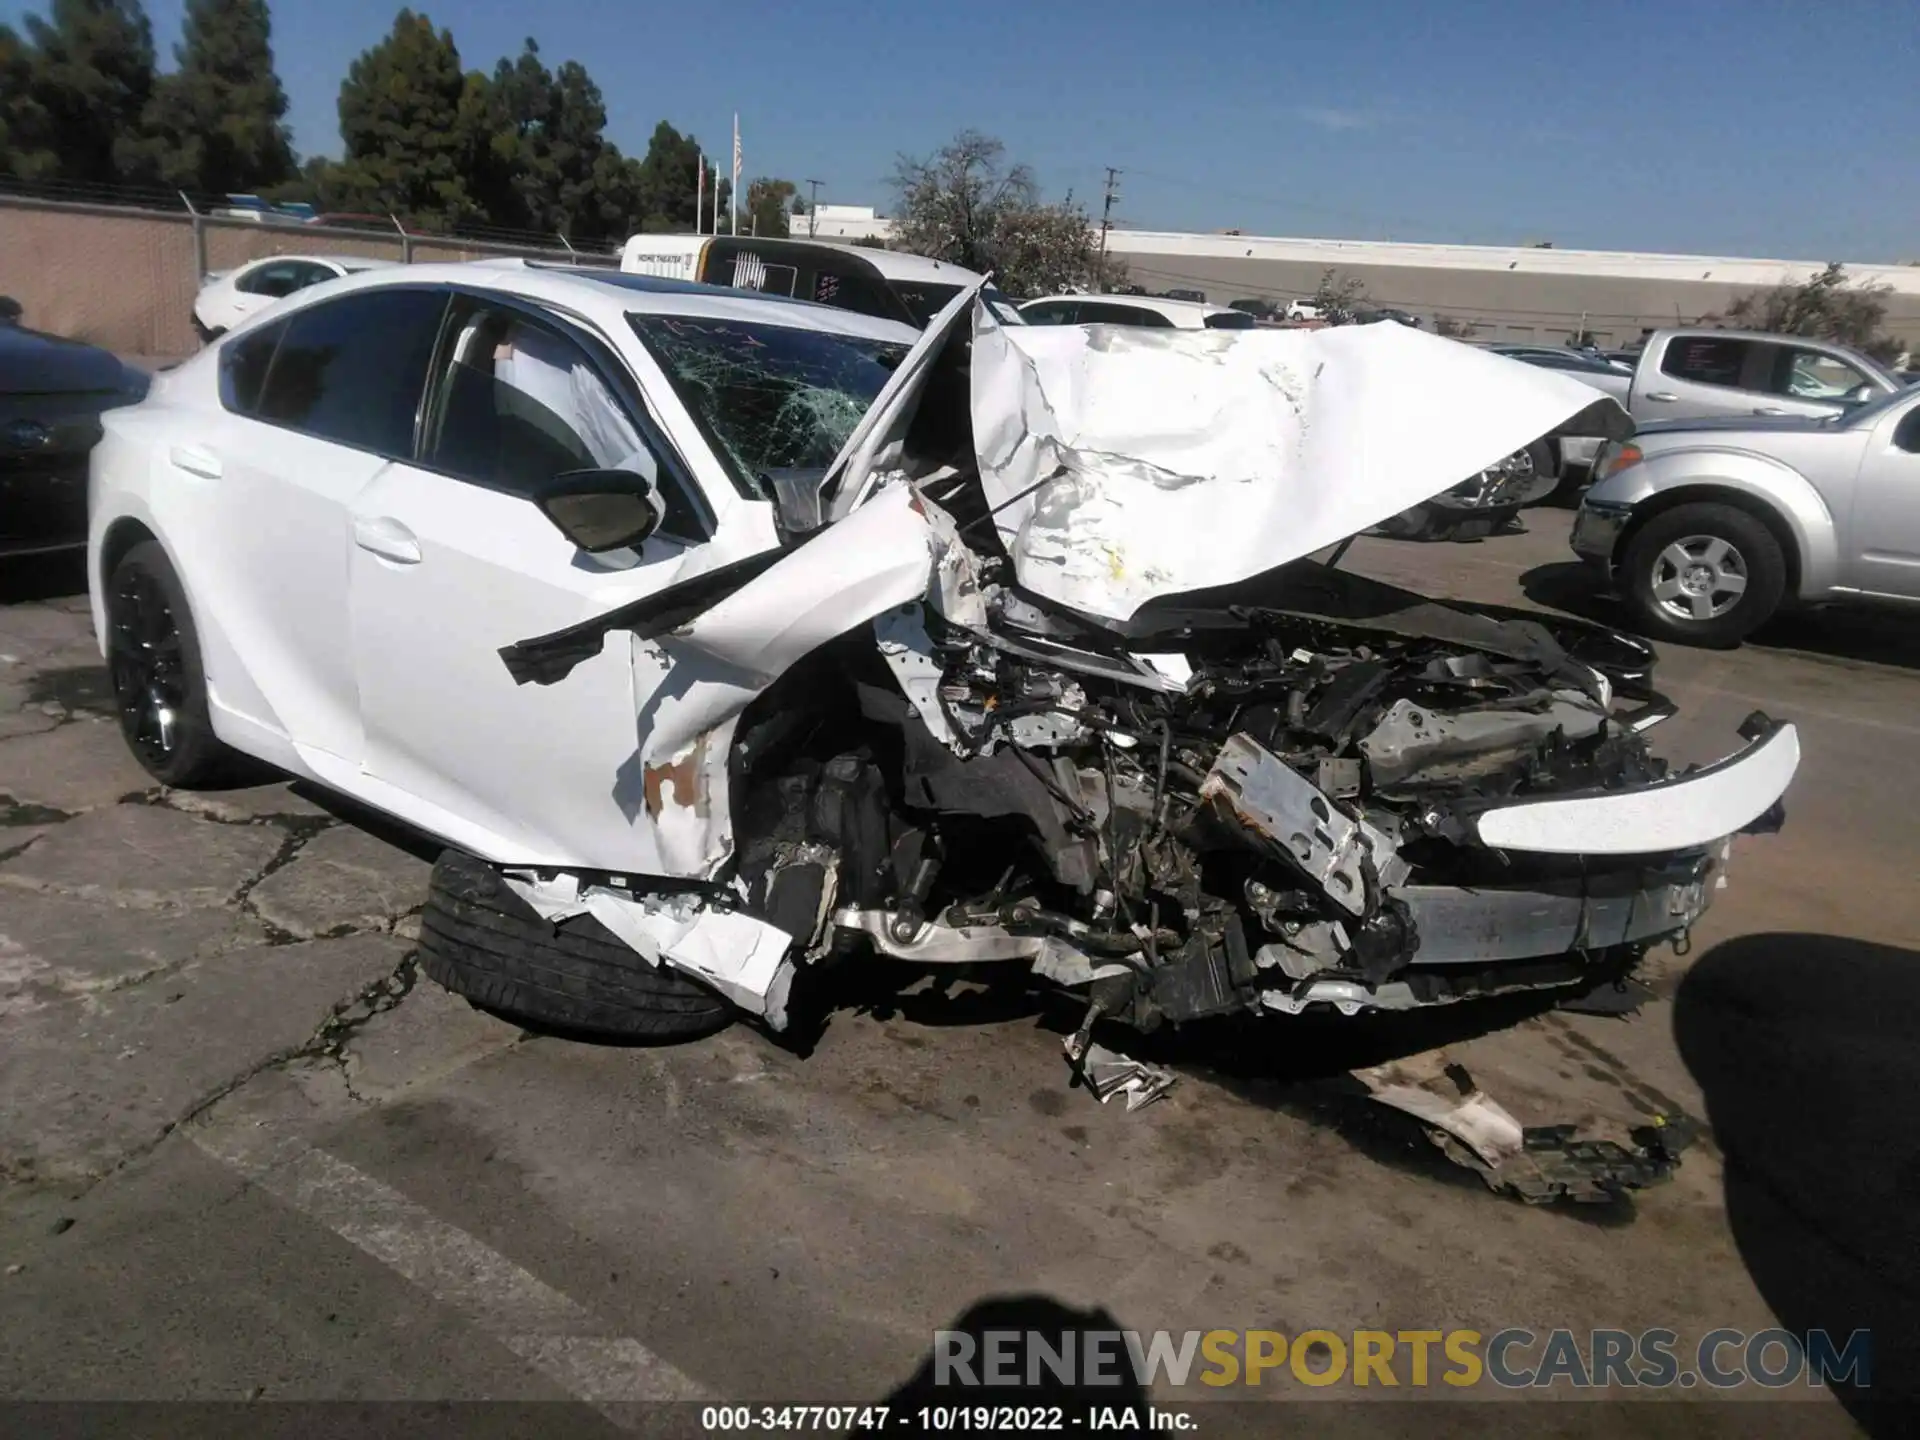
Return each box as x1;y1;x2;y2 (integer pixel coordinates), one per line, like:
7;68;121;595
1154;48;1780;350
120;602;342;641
1572;383;1920;646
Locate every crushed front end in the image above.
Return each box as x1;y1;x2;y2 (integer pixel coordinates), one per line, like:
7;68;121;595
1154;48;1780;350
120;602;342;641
784;541;1794;1036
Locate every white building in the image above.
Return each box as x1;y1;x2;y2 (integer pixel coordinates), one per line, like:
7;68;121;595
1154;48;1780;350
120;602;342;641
797;206;1920;343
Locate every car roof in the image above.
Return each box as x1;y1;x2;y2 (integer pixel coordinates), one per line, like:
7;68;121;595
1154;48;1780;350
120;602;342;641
235;253;398;272
1021;293;1233;322
616;233;987;287
242;259;923;345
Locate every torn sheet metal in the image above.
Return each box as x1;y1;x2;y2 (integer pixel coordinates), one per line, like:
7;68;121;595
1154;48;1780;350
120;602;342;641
1201;733;1381;916
505;872;797;1029
630;482;944;877
1355;1056;1525;1168
1079;1042;1178;1113
968;306;1629;622
1355;1053;1690;1204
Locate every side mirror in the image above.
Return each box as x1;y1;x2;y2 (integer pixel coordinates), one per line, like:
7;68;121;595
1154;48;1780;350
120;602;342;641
533;468;662;552
1846;383;1878;404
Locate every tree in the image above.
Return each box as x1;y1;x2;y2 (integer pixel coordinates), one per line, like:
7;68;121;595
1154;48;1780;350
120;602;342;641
123;0;293;195
0;23;60;180
1309;268;1369;325
629;120;713;234
1724;262;1902;363
889;130;1107;297
12;0;156;186
743;176;795;238
331;10;476;229
1432;314;1476;339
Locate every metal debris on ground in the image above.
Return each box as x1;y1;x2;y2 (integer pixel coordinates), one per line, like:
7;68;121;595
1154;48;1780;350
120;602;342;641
1354;1051;1693;1204
1078;1043;1178;1112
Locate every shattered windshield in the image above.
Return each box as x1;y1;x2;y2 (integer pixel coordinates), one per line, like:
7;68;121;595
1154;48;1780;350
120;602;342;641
628;315;908;496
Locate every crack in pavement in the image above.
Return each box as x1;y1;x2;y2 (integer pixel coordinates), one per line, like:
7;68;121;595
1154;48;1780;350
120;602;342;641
0;947;423;1198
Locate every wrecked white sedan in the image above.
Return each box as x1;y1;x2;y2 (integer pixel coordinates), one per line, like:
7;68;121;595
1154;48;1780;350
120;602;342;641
88;264;1799;1046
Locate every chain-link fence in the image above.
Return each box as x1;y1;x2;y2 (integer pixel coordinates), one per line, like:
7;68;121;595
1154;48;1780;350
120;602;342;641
0;180;615;359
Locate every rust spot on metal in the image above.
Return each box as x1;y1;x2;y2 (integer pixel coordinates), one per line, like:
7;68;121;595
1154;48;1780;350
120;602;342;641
643;736;711;819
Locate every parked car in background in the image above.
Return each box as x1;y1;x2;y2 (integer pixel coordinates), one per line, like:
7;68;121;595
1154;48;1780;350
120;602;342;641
1487;343;1634;481
192;254;398;342
1019;294;1259;329
1572;382;1920;645
619;234;1023;329
3;317;148;558
1620;329;1900;424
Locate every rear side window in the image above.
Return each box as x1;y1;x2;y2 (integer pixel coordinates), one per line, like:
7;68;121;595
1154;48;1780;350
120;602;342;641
1661;336;1752;389
1021;301;1078;324
220;319;287;414
254;289;448;456
1078;302;1172;327
892;282;962;327
1203;310;1258;330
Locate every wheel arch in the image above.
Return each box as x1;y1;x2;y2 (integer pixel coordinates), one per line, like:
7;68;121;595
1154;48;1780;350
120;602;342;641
1612;484;1805;601
1602;452;1842;599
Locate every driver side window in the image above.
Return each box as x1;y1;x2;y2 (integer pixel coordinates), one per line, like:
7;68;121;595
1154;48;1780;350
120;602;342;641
419;301;704;542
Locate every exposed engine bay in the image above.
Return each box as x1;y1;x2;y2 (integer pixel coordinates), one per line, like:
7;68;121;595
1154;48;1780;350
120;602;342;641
718;504;1785;1040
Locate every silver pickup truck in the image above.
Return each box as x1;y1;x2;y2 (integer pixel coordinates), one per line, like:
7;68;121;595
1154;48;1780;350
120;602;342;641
1621;328;1902;423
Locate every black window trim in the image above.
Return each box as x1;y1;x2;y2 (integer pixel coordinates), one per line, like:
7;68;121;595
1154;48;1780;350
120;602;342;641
412;285;715;545
1660;335;1753;390
217;281;716;545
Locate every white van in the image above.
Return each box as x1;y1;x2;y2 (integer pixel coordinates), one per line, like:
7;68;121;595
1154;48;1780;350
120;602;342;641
619;234;1024;329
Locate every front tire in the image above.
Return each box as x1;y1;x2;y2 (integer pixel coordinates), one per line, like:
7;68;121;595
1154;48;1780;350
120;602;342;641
419;850;735;1042
1619;502;1787;648
105;540;237;786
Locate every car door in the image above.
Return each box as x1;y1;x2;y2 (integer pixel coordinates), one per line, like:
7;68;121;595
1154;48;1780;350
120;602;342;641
345;291;744;871
195;285;449;767
1846;394;1920;598
1750;341;1880;420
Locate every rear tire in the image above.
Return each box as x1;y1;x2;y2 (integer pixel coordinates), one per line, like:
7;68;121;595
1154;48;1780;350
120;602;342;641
104;540;238;787
1619;502;1786;648
419;849;734;1042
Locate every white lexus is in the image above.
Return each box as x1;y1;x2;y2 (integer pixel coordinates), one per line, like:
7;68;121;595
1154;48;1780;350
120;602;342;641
89;262;1798;1056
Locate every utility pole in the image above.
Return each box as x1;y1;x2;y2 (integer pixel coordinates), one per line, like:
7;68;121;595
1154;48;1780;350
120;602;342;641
805;178;823;239
1097;167;1121;292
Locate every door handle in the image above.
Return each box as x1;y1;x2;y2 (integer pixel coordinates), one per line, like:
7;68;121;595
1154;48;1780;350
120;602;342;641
352;516;422;565
1754;406;1787;415
168;445;222;478
1644;391;1678;403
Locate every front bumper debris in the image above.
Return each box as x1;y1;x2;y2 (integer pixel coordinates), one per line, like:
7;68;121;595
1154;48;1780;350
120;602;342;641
1570;500;1634;577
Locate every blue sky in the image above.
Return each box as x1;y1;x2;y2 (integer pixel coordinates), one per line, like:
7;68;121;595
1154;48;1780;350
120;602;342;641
14;0;1919;259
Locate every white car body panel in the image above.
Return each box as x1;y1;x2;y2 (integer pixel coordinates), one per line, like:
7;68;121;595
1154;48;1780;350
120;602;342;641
967;307;1626;622
1473;724;1799;853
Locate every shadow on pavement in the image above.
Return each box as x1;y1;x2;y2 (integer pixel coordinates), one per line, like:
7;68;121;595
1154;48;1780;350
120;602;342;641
1674;932;1920;1436
879;1294;1151;1434
0;550;87;606
1521;560;1920;673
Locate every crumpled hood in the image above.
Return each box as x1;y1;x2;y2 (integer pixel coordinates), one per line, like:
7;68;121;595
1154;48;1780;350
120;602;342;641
968;308;1630;622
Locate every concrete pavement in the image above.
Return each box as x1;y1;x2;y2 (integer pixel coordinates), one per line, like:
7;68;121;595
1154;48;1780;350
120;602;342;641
0;518;1913;1434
